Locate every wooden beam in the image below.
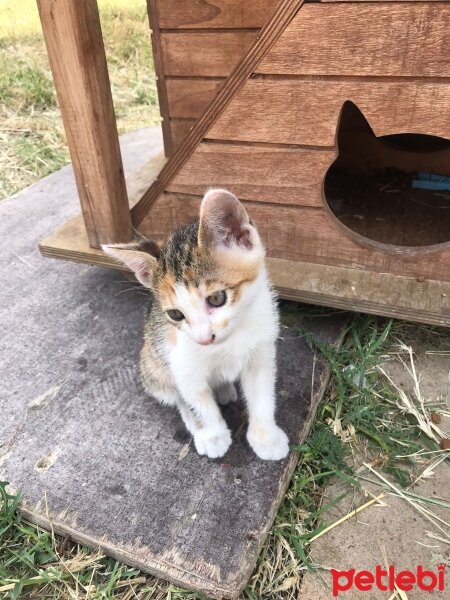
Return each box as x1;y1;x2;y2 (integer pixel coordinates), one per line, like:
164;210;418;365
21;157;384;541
37;0;132;247
147;0;174;156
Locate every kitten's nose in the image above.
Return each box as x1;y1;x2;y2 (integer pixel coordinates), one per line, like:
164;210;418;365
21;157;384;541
198;334;215;345
191;318;214;345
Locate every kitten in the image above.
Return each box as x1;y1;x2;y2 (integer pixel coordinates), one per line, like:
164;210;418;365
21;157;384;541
103;189;289;460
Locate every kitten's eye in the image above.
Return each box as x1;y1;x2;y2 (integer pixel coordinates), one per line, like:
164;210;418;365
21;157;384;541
167;309;185;322
206;290;227;308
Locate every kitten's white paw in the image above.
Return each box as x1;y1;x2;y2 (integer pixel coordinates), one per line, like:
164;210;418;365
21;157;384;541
194;426;232;459
215;383;238;406
247;424;289;461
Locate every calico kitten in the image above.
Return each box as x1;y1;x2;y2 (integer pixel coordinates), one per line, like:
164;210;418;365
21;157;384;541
103;189;289;460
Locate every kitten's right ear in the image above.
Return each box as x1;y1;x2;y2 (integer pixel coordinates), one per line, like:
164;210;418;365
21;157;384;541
102;240;158;288
198;188;256;251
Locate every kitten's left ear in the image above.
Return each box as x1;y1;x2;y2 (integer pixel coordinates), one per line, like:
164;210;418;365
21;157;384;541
198;188;256;250
102;238;158;288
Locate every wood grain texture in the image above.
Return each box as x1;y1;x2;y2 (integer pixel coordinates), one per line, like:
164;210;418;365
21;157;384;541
168;141;335;205
166;79;223;118
156;0;280;29
209;79;450;146
161;31;257;77
259;3;450;77
147;0;173;156
138;193;450;283
170;119;197;149
37;0;131;247
39;209;450;328
132;0;307;225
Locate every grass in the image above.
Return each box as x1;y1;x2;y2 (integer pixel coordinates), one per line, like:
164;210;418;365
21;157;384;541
0;0;160;199
1;311;448;599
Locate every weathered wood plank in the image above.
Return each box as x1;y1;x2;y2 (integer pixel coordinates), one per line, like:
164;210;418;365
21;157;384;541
208;79;450;145
166;79;223;118
161;31;257;77
139;193;450;284
156;0;280;29
37;0;131;247
168;142;335;205
2;291;346;599
259;3;450;77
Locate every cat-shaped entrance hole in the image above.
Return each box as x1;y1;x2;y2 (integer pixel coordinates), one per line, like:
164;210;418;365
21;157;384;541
324;101;450;249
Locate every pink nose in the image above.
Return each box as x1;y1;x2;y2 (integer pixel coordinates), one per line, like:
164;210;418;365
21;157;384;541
198;334;215;345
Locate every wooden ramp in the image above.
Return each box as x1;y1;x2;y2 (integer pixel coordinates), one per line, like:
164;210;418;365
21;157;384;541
1;305;347;598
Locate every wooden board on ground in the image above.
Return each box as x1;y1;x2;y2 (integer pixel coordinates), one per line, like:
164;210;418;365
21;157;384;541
0;302;348;598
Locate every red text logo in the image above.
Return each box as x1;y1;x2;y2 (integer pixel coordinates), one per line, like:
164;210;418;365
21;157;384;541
331;564;446;597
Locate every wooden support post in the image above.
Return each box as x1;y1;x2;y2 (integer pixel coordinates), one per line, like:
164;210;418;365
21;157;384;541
37;0;132;247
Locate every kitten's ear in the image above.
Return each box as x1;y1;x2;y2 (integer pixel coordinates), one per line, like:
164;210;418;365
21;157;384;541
102;238;158;288
198;188;255;251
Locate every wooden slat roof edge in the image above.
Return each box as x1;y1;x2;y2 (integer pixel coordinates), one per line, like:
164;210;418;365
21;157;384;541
131;0;306;226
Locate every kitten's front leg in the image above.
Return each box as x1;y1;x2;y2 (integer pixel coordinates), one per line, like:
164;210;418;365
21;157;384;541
175;375;232;459
241;343;289;460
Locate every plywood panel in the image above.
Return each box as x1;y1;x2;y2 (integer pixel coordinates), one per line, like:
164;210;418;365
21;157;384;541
168;142;335;205
209;79;450;145
259;3;450;77
139;193;450;283
156;0;280;29
161;31;257;77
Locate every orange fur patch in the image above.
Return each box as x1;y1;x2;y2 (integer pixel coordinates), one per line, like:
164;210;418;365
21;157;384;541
215;318;229;331
140;337;174;391
207;249;261;303
165;326;177;347
157;273;177;307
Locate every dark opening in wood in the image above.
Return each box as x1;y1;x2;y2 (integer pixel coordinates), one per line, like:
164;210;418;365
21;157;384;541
324;102;450;249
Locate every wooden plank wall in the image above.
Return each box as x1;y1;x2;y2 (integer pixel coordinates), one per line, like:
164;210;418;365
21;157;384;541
140;1;450;284
148;0;280;155
147;1;442;155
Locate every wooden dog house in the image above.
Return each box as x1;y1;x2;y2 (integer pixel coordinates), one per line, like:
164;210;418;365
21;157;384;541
39;0;450;327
